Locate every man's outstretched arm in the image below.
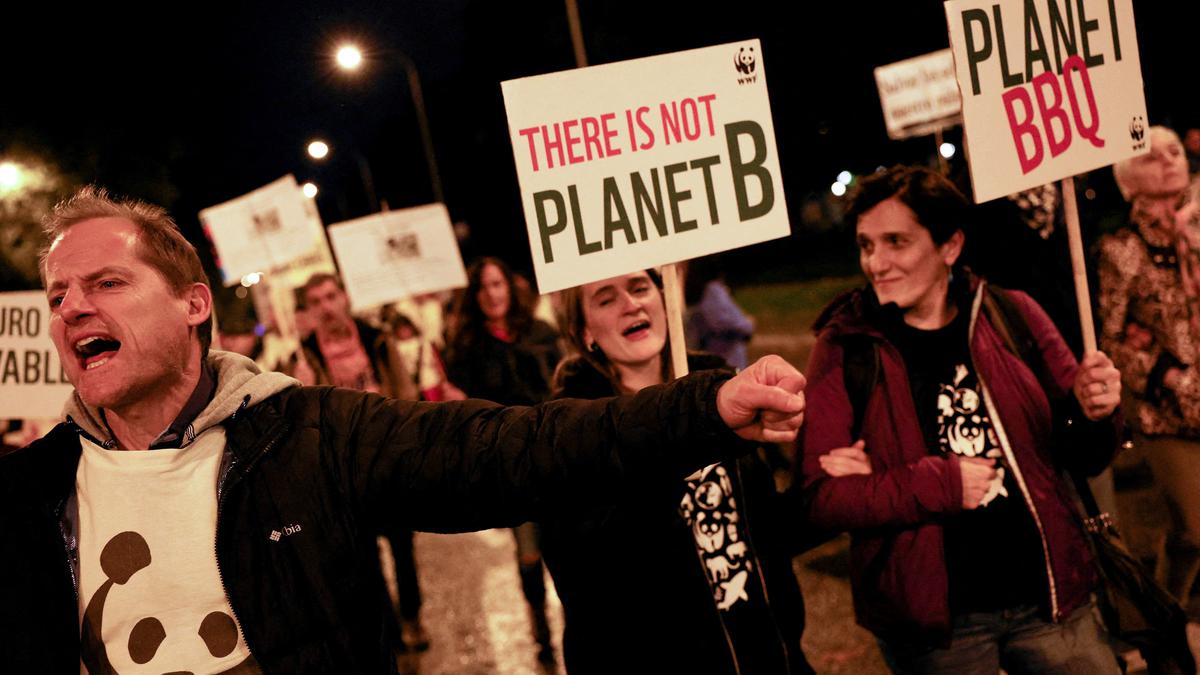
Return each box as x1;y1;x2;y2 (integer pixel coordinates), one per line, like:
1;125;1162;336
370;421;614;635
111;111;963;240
314;355;805;533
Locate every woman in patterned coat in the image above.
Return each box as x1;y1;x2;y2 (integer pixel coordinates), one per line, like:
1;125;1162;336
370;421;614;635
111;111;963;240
1097;125;1200;608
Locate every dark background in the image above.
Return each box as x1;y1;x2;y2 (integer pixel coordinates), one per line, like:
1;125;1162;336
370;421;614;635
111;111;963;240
1;0;1195;293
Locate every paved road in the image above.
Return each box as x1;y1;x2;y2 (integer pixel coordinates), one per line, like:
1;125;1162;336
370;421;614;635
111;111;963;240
383;530;565;675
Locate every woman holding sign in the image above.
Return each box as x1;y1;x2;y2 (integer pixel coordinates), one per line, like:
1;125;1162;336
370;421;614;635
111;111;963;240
799;166;1123;673
1099;126;1200;609
539;268;823;675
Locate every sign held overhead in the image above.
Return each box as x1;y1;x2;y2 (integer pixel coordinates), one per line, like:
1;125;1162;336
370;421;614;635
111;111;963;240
325;203;467;312
875;49;962;140
945;0;1147;202
502;40;790;293
199;176;318;286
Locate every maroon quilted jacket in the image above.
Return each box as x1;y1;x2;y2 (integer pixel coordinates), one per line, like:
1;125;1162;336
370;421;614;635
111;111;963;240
799;278;1120;643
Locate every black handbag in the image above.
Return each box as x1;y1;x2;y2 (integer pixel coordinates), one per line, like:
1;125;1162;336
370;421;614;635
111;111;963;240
1069;471;1197;675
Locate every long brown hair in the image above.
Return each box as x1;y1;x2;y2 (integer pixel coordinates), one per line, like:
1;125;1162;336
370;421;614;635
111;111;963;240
447;257;535;354
555;268;674;392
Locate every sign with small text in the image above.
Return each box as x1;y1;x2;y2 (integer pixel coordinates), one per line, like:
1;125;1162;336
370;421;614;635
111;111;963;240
326;204;467;312
200;176;318;286
875;49;962;140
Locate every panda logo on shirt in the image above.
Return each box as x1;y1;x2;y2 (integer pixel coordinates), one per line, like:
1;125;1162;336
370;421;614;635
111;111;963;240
80;531;257;674
937;364;1007;506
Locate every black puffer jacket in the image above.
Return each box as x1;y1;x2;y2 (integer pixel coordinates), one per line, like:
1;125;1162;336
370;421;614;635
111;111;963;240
0;367;745;673
540;354;813;675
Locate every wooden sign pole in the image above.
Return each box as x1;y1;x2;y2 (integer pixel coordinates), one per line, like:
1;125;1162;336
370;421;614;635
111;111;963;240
661;263;690;379
1061;177;1098;354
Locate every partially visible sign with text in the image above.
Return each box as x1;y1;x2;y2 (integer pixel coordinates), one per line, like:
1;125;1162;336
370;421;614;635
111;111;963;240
875;49;962;140
945;0;1147;202
0;290;72;418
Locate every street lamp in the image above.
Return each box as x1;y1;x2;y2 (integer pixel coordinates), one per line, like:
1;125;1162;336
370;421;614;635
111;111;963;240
303;138;379;213
307;140;330;160
332;41;444;204
0;161;25;193
336;45;363;71
302;182;319;199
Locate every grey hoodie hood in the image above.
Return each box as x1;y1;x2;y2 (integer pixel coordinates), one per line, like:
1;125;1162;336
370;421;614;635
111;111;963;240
63;350;299;448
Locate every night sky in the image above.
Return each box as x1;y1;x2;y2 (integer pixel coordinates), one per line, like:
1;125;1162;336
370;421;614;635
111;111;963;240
2;1;1195;291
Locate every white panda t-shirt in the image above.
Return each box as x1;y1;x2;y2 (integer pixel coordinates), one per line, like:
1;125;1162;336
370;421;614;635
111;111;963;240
76;428;256;673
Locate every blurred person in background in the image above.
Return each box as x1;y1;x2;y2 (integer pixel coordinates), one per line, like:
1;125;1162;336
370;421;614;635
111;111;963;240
380;307;463;402
1099;126;1200;612
685;255;755;371
444;256;562;662
297;272;430;652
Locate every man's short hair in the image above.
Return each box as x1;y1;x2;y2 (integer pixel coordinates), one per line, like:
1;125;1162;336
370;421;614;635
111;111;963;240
299;272;343;302
846;165;969;245
40;186;213;358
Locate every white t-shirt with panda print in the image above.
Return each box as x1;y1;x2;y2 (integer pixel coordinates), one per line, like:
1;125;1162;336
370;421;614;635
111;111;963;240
76;428;256;673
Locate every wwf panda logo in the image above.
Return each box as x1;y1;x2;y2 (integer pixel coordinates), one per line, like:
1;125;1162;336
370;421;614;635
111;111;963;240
80;531;258;674
1130;115;1145;142
734;47;756;75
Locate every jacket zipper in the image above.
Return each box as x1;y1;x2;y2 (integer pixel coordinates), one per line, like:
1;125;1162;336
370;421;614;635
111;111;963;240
731;461;793;671
213;426;287;661
55;498;80;604
968;287;1061;620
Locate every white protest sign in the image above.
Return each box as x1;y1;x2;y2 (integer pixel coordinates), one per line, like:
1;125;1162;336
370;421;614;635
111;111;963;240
502;40;790;294
265;196;337;290
875;49;962;140
199;176;317;286
0;291;72;418
326;203;467;312
945;0;1147;203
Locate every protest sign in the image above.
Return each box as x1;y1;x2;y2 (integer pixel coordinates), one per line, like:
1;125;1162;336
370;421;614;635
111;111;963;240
502;39;790;294
266;196;337;290
0;291;72;418
945;0;1147;202
199;176;317;286
875;49;962;140
326;203;467;312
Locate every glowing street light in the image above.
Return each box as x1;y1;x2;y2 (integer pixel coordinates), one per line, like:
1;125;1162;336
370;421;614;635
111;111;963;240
336;44;363;71
331;40;443;203
307;140;330;160
939;142;957;159
836;170;853;185
305;136;378;211
0;161;24;193
830;182;847;197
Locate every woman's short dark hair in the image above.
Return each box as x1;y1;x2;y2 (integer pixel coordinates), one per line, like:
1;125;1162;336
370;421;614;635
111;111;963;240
846;165;969;245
